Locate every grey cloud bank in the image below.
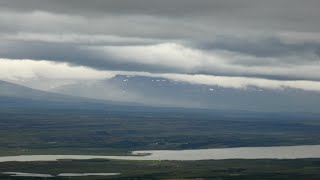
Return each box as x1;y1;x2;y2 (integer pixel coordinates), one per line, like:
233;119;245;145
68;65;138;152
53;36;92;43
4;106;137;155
0;0;320;110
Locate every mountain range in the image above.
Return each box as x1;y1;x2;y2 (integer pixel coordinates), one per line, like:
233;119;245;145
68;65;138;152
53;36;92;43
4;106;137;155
52;75;320;113
1;75;320;113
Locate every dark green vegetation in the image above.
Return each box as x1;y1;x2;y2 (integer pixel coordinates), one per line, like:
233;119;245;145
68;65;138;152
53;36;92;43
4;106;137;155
0;159;320;180
1;79;320;155
0;108;320;155
1;80;320;179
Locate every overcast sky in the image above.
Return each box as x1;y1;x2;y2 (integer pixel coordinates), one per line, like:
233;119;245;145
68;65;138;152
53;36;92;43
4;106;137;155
1;0;320;92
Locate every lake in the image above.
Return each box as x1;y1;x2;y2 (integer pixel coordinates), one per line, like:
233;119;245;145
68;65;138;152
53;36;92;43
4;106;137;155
2;172;121;178
0;145;319;162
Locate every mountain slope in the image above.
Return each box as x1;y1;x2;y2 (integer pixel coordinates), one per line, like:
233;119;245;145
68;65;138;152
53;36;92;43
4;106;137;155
0;80;183;112
0;80;116;109
53;75;320;113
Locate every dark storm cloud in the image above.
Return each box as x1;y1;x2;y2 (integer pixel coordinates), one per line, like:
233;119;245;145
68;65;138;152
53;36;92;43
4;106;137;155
1;0;320;39
196;36;320;61
1;0;320;32
0;0;253;16
1;0;319;17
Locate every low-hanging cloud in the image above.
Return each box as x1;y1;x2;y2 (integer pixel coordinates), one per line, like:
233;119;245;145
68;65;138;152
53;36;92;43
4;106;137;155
0;58;115;80
2;58;320;93
89;43;320;80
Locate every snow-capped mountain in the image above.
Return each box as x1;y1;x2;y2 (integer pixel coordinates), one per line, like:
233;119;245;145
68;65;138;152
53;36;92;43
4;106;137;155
52;75;320;112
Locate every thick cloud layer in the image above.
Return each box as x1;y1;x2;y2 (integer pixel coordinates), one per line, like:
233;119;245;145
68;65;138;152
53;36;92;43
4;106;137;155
0;0;320;110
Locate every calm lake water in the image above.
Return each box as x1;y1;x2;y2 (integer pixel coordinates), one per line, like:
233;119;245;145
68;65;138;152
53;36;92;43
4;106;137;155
58;173;121;177
0;145;319;162
2;172;54;178
2;172;121;178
